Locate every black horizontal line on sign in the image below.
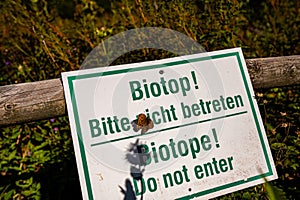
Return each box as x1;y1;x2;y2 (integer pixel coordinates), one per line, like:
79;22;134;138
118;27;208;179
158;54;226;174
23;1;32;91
90;110;248;147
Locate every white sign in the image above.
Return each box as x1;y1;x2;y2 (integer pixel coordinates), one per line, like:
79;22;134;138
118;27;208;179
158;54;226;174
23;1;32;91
62;48;277;199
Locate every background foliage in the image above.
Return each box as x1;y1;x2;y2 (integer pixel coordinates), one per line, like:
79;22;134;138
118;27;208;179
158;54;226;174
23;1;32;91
0;0;299;199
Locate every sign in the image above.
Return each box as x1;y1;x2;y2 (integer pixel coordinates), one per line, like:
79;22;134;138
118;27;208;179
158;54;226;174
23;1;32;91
62;48;277;199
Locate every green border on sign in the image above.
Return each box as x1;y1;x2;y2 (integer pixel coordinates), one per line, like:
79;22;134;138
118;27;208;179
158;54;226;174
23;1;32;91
67;51;274;200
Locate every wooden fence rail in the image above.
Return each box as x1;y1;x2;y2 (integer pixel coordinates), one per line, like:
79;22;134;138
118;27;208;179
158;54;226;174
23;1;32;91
0;55;299;126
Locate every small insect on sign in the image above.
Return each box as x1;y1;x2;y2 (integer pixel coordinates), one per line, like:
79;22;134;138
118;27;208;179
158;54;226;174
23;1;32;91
62;48;277;200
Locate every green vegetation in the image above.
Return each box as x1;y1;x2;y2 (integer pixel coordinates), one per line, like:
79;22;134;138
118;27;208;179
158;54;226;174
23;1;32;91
0;0;299;199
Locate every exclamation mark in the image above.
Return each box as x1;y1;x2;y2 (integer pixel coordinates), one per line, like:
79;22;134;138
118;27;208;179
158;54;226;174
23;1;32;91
212;128;220;148
191;71;199;89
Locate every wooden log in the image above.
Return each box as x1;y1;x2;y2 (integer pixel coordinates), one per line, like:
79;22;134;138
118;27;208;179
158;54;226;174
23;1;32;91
246;55;300;88
0;79;65;126
0;55;299;126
